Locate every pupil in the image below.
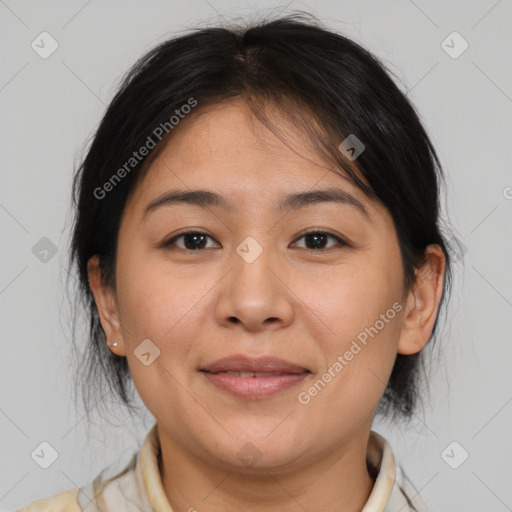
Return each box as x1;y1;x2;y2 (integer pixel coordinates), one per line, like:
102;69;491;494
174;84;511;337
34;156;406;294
185;234;206;250
307;233;326;249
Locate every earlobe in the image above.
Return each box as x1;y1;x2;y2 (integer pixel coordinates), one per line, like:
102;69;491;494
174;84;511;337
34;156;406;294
87;255;126;356
397;245;446;355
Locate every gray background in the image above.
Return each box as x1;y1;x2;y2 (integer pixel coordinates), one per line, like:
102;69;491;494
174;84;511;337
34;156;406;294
1;0;511;510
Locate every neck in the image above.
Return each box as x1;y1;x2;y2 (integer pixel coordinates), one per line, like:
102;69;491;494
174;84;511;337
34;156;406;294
158;427;376;512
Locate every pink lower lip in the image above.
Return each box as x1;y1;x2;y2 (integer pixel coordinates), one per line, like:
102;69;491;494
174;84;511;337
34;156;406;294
201;371;309;399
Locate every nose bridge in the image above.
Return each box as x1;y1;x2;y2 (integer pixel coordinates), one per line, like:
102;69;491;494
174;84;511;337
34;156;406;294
234;234;274;293
215;233;294;331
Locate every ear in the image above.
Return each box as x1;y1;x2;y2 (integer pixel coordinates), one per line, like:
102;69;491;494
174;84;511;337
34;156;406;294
397;245;446;355
87;255;126;356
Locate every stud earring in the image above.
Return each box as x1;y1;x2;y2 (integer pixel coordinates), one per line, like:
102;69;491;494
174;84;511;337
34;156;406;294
109;342;119;347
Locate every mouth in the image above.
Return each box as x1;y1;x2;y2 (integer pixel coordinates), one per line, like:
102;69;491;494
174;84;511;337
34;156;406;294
211;370;300;377
199;355;311;400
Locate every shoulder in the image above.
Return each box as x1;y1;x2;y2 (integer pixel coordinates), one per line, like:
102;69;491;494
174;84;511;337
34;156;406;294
16;488;81;511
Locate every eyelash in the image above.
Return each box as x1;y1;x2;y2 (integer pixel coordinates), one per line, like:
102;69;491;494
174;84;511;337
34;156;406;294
162;229;350;252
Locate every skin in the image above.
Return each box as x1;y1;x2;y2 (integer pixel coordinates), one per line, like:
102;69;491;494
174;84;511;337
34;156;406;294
88;97;445;512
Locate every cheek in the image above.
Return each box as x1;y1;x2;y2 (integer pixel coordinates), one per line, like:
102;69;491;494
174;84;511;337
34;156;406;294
313;258;403;338
114;260;210;420
116;253;212;342
306;255;404;406
299;275;403;432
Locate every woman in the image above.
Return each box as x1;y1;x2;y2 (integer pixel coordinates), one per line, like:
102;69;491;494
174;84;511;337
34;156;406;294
19;12;451;512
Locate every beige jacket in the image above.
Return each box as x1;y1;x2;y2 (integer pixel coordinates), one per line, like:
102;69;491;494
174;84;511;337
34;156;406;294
17;424;422;511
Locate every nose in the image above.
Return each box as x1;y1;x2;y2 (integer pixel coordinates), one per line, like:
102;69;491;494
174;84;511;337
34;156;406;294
214;239;294;332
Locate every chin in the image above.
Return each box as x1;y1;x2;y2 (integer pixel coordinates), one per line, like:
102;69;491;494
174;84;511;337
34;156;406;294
205;430;306;473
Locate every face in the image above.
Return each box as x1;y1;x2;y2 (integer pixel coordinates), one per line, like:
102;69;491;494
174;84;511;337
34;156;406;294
89;98;443;473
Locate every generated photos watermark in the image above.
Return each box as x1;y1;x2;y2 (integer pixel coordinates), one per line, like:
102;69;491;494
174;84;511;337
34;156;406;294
298;301;403;405
93;97;198;200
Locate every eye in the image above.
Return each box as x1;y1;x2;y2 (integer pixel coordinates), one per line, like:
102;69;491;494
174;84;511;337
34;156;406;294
162;229;349;252
291;229;348;251
163;231;219;251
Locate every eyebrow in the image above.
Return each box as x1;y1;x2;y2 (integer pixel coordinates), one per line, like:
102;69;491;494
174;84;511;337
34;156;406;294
143;188;369;219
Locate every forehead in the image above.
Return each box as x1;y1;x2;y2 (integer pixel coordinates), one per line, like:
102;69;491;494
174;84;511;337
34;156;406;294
130;98;378;213
157;99;330;181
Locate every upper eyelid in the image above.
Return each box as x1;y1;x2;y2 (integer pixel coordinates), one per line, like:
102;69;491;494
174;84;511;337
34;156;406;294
292;230;348;248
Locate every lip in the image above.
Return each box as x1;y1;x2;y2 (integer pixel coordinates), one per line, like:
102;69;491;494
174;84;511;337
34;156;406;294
201;355;309;374
200;355;310;400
